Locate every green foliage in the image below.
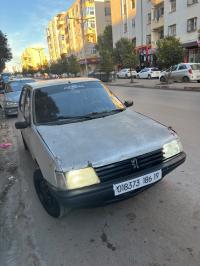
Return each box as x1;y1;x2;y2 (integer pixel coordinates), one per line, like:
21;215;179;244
156;36;185;69
50;58;69;75
96;25;114;74
0;30;12;73
68;55;80;76
113;38;138;69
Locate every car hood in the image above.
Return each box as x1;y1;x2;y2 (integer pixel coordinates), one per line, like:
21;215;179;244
5;91;21;102
36;109;176;172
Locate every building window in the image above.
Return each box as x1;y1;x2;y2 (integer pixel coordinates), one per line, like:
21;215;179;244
187;17;197;32
153;5;164;21
132;18;135;28
146;34;151;45
105;7;111;16
170;0;176;12
91;47;96;55
147;13;151;24
168;24;176;36
123;2;127;15
187;0;198;6
131;0;135;9
124;22;128;33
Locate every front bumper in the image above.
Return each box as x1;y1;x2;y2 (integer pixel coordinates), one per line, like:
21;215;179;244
49;152;186;208
4;107;18;116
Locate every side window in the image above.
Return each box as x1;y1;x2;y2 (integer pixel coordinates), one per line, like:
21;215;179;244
171;65;178;71
24;90;31;123
19;88;26;111
178;65;187;70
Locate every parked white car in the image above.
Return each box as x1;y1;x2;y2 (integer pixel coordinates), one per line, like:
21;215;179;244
137;68;160;79
15;78;186;218
159;63;200;83
116;68;137;79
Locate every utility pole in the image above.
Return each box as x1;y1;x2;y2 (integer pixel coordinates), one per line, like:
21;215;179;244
80;0;88;76
67;2;95;77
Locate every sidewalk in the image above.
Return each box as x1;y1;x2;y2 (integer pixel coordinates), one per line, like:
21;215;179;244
105;78;200;92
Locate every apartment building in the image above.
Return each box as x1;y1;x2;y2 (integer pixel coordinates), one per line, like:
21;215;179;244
111;0;200;66
21;47;47;71
47;13;68;62
46;0;111;71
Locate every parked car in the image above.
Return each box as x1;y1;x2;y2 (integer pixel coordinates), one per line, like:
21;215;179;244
159;63;200;83
116;68;137;79
88;71;112;82
1;78;35;116
0;72;11;89
137;68;160;79
15;78;186;218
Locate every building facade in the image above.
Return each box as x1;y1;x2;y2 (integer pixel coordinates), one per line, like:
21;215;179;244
47;0;111;71
111;0;200;66
21;47;47;71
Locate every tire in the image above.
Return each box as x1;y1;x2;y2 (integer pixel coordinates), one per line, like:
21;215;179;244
148;75;151;79
33;170;70;218
125;74;128;79
137;75;140;79
182;76;190;82
160;76;166;83
197;80;200;83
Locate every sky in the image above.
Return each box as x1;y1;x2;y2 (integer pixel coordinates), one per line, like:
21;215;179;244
0;0;74;68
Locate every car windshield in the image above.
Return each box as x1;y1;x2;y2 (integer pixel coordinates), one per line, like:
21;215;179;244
6;80;35;92
190;64;200;70
34;81;125;124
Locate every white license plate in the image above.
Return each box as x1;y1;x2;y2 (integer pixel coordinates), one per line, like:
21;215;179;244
113;170;162;196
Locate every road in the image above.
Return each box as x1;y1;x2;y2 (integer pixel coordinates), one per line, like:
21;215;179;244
0;86;200;266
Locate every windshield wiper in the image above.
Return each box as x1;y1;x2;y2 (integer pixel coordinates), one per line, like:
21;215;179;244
38;109;125;125
85;109;125;117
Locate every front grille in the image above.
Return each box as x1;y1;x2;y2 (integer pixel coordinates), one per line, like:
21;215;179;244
95;149;164;182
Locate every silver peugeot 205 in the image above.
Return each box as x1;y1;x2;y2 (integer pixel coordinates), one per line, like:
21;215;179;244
15;78;186;218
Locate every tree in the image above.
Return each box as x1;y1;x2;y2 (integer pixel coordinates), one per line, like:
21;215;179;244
68;55;80;76
156;36;185;69
0;30;12;73
113;38;138;83
96;26;114;80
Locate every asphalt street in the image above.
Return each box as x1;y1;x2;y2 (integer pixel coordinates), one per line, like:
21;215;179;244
0;86;200;266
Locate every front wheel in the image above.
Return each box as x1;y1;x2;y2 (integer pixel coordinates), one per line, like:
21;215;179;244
197;80;200;83
33;170;70;218
160;76;166;83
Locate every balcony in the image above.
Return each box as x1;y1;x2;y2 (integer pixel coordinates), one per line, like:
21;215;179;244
151;0;164;6
151;15;164;29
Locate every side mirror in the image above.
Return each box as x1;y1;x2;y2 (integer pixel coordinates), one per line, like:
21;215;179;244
124;100;134;108
15;121;29;129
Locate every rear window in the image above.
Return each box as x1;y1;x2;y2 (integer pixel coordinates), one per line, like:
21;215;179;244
151;68;159;71
190;64;200;70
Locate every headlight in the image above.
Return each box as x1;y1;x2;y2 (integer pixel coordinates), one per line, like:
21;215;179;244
55;167;100;190
163;139;183;159
5;101;18;107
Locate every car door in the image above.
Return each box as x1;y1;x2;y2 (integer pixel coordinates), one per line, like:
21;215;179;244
139;69;146;78
19;87;35;152
169;65;178;81
176;64;188;81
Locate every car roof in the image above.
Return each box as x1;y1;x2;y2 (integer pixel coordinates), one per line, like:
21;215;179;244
26;78;100;90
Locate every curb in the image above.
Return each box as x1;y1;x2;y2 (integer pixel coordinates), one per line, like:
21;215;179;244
106;83;200;92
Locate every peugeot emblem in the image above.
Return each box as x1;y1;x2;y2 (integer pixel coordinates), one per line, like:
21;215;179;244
131;158;139;169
